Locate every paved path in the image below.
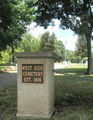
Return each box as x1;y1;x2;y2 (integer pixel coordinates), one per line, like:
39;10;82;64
0;72;17;89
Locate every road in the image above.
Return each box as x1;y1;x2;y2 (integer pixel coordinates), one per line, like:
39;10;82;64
0;72;17;89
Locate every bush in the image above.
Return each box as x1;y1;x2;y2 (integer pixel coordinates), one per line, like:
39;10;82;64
1;46;12;64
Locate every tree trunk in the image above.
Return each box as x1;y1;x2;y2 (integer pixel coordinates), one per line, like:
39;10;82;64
12;45;15;63
86;34;92;74
86;2;93;74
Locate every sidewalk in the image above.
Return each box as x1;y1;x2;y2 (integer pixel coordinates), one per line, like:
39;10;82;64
0;72;17;89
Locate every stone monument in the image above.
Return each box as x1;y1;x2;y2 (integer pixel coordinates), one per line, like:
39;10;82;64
15;52;56;119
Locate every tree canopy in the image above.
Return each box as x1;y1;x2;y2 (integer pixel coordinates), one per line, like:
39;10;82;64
0;0;35;51
28;0;93;74
75;35;87;59
54;40;65;62
39;31;56;52
19;33;40;52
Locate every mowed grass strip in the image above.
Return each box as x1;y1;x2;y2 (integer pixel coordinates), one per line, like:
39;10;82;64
0;64;93;120
58;63;93;80
58;63;87;74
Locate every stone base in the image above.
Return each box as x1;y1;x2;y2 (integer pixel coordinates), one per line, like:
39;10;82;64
16;110;54;119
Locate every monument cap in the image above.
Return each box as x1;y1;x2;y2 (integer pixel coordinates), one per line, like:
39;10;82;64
14;52;56;58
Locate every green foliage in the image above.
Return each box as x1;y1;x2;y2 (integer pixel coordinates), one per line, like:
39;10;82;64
54;40;65;62
0;0;12;50
0;57;1;62
39;31;56;52
18;33;40;52
65;50;80;63
1;46;21;64
66;50;73;62
91;45;93;58
1;33;41;63
33;0;93;35
1;47;12;64
75;35;87;59
0;0;35;51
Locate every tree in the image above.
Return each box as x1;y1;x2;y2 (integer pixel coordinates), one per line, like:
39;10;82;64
75;35;87;59
29;0;93;74
0;0;35;51
66;50;73;62
1;34;41;64
91;46;93;58
1;46;20;64
40;32;56;52
0;0;13;50
65;50;76;63
18;33;40;52
0;0;35;62
54;40;65;62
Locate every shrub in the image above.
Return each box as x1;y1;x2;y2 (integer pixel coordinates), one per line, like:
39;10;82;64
1;46;12;64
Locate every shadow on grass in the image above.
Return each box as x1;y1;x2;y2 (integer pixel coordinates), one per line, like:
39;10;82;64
0;84;17;119
53;75;93;120
54;75;93;107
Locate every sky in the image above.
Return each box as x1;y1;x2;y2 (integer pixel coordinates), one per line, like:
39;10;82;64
28;20;78;51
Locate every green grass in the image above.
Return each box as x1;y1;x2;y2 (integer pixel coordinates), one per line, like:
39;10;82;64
54;75;93;120
59;63;87;74
0;64;93;120
0;84;17;120
57;63;93;80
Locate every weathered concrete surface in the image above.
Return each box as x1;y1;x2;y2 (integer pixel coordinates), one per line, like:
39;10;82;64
15;52;55;119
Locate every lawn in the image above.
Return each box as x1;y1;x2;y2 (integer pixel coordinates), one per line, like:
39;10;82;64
56;63;93;80
57;63;87;74
0;64;93;120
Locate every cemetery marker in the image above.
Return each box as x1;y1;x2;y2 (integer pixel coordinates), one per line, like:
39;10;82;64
15;52;56;119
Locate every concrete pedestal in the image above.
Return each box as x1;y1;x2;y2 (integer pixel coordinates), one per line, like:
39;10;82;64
15;52;56;119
